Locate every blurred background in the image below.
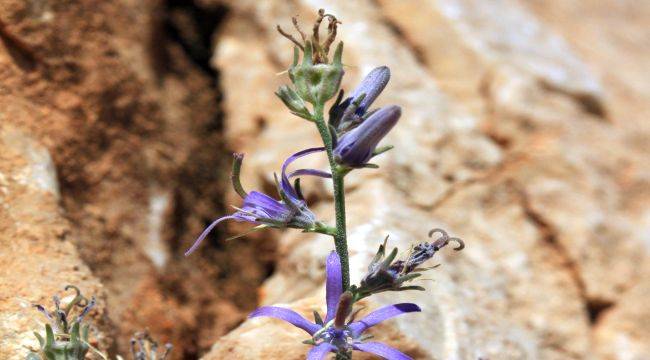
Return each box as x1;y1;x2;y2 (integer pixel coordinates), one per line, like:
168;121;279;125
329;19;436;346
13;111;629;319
0;0;648;359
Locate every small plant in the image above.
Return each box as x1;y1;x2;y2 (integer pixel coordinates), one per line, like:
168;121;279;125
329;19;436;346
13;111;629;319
121;331;172;360
186;9;464;359
27;286;96;360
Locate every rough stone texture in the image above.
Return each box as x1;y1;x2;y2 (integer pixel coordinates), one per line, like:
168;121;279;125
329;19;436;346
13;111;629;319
0;0;272;357
0;0;648;359
0;125;110;359
204;0;650;359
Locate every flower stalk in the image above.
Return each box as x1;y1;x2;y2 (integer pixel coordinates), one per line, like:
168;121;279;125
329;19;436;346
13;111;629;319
189;9;465;359
312;102;351;291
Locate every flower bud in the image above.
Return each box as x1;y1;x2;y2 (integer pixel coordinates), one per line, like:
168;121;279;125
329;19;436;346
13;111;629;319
330;66;391;132
289;41;344;105
333;105;400;168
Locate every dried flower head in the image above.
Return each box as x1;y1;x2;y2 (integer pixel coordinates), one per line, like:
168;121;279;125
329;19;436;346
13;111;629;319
353;229;464;299
277;9;345;105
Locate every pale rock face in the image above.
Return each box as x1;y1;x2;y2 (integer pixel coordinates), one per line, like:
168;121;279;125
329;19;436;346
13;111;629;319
205;0;649;359
0;125;109;359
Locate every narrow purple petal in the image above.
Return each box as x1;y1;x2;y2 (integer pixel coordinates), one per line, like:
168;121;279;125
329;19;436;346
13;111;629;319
242;191;292;221
289;169;332;179
325;251;343;322
249;306;321;335
185;215;239;256
281;147;326;199
348;303;421;337
353;342;413;360
307;343;337;360
334;106;400;167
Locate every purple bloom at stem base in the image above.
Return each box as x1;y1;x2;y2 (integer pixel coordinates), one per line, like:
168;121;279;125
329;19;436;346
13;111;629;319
185;148;330;256
333;105;401;168
249;251;420;360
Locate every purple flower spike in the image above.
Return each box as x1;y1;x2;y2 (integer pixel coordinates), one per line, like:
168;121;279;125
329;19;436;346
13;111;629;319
185;150;328;256
248;251;421;359
334;105;401;168
331;66;391;133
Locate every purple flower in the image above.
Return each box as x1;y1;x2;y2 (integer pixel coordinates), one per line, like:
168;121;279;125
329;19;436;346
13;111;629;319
185;148;330;256
333;105;401;168
330;66;391;133
249;251;421;360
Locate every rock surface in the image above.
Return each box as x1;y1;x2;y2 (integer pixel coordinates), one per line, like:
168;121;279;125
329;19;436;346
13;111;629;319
0;0;648;359
0;125;110;359
0;0;271;357
204;0;650;359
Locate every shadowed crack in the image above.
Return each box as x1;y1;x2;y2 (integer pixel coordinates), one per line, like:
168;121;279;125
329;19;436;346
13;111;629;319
511;180;619;327
539;79;608;120
0;17;39;71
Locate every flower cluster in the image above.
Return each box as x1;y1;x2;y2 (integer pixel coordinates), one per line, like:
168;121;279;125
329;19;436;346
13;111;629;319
330;66;400;169
27;286;96;360
128;331;173;360
188;9;464;360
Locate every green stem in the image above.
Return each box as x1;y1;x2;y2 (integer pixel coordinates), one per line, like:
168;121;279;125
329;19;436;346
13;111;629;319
313;103;350;291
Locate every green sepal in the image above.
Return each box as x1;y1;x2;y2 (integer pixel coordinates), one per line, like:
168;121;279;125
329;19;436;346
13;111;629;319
313;310;324;325
360;163;379;169
34;331;45;347
372;145;394;157
44;324;55;348
396;273;422;284
224;225;270;241
380;247;398;270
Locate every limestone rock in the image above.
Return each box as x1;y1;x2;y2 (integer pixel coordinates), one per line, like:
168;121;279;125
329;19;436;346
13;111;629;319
0;125;110;359
206;0;649;359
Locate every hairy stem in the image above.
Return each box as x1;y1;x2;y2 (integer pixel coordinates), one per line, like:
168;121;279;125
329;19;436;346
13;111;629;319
313;103;350;291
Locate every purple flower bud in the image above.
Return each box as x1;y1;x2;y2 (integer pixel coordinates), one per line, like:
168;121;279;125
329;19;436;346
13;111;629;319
330;66;390;133
333;105;400;168
346;66;390;118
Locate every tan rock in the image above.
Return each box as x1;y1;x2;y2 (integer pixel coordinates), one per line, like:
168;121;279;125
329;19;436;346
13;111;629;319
0;125;110;359
593;277;650;360
206;0;649;359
